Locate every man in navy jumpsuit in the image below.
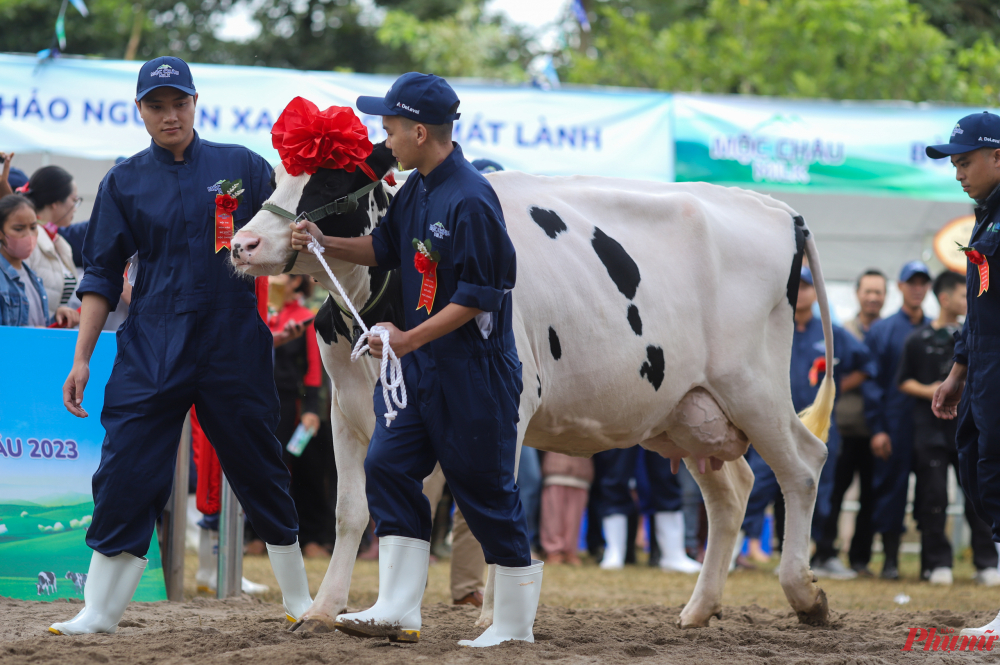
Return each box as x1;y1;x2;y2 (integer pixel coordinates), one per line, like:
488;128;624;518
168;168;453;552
742;267;874;574
928;112;1000;637
862;261;931;579
289;73;540;648
52;57;311;636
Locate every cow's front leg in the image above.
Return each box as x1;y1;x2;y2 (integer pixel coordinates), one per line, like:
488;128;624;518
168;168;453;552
475;564;496;628
291;414;370;633
678;456;753;628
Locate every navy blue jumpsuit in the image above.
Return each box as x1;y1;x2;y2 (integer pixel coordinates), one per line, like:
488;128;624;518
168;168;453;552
79;131;299;557
365;144;530;568
955;184;1000;540
862;308;930;536
742;317;875;540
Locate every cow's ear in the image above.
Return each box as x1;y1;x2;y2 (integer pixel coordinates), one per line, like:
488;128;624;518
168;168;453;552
368;142;396;178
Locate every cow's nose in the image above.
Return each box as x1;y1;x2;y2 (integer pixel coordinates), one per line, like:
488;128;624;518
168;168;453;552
232;231;261;254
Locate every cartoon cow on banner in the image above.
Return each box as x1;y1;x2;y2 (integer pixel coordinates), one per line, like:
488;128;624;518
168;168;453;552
230;135;835;633
37;572;57;596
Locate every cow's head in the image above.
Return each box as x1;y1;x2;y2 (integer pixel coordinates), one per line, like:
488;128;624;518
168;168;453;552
230;141;395;278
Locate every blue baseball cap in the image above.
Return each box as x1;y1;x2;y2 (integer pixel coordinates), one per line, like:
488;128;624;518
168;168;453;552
7;166;28;192
899;260;931;282
800;266;813;286
136;56;196;102
356;72;461;125
472;159;504;174
926;112;1000;159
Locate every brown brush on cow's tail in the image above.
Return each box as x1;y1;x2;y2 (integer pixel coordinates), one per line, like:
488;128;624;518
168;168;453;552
797;226;835;442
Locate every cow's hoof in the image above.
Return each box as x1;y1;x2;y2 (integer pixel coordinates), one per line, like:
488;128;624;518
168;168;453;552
795;589;829;626
289;617;337;633
473;614;494;629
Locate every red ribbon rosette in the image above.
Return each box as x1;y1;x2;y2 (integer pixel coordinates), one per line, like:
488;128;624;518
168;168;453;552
271;97;373;176
957;242;990;296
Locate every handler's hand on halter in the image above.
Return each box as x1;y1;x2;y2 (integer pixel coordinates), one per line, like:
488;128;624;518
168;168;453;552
293;221;408;427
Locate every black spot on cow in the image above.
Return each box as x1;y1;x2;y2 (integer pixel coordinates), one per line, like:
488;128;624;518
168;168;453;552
530;207;568;239
627;304;642;336
548;327;562;361
639;345;665;391
786;216;807;312
537;374;542;398
592;227;641;300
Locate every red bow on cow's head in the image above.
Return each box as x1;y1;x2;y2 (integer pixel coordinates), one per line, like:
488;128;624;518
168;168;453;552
271;97;373;177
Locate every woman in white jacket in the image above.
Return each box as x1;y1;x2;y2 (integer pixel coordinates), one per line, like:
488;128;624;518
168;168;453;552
21;165;81;327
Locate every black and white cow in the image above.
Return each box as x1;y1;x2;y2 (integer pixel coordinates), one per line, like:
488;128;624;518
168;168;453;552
66;571;87;594
230;142;836;632
37;572;57;595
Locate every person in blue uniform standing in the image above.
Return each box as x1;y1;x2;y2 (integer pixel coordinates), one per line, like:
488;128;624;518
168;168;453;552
289;73;538;648
862;260;932;580
52;56;312;636
742;267;874;575
928;111;1000;637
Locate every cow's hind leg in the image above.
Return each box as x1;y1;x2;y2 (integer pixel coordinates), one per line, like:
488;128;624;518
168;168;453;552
291;409;370;633
763;417;829;625
679;455;753;628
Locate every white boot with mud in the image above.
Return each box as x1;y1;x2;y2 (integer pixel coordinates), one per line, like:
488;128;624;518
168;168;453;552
599;514;627;570
266;540;313;622
960;609;1000;639
197;528;270;594
654;511;702;574
49;551;147;635
458;560;544;647
335;536;429;642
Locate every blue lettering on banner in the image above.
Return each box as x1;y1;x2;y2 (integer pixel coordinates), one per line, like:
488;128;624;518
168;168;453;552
513;121;602;150
199;106;220;129
0;96;19;118
232;108;252;131
254;110;273;131
47;99;69;121
83;100;103;123
22;95;44;121
0;436;78;459
108;101;129;125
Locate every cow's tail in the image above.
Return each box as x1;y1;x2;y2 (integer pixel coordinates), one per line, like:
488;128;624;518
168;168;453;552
796;218;835;443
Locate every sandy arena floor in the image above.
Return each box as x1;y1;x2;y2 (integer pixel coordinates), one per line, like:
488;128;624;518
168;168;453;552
3;552;999;664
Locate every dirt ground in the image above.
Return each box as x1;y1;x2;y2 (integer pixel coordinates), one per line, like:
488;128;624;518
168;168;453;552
4;551;1000;664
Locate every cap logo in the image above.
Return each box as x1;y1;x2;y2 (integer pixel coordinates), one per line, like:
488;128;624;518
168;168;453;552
396;102;420;115
151;63;180;78
980;136;1000;144
951;124;964;137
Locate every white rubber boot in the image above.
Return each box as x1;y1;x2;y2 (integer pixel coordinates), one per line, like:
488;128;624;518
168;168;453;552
960;609;1000;638
49;551;146;635
654;511;702;574
458;560;544;647
335;536;429;642
266;540;313;622
197;528;270;595
599;514;627;570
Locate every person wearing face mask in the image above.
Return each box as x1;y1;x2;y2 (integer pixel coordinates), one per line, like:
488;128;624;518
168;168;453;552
0;195;77;327
20;166;82;326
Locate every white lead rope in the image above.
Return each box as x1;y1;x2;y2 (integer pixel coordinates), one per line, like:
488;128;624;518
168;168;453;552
306;238;407;426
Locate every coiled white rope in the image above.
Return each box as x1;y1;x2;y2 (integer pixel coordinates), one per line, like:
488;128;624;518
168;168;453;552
306;237;407;426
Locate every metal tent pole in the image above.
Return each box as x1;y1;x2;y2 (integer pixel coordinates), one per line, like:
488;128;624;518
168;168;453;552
162;412;191;601
217;474;244;598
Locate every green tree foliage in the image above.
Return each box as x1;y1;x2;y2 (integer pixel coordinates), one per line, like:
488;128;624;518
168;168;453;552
911;0;1000;48
563;0;1000;104
376;1;529;80
0;0;238;62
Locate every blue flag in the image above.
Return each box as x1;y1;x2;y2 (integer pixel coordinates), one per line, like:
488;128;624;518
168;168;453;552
571;0;590;32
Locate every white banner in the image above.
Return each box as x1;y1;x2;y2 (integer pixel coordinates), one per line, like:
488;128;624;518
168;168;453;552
0;54;674;181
